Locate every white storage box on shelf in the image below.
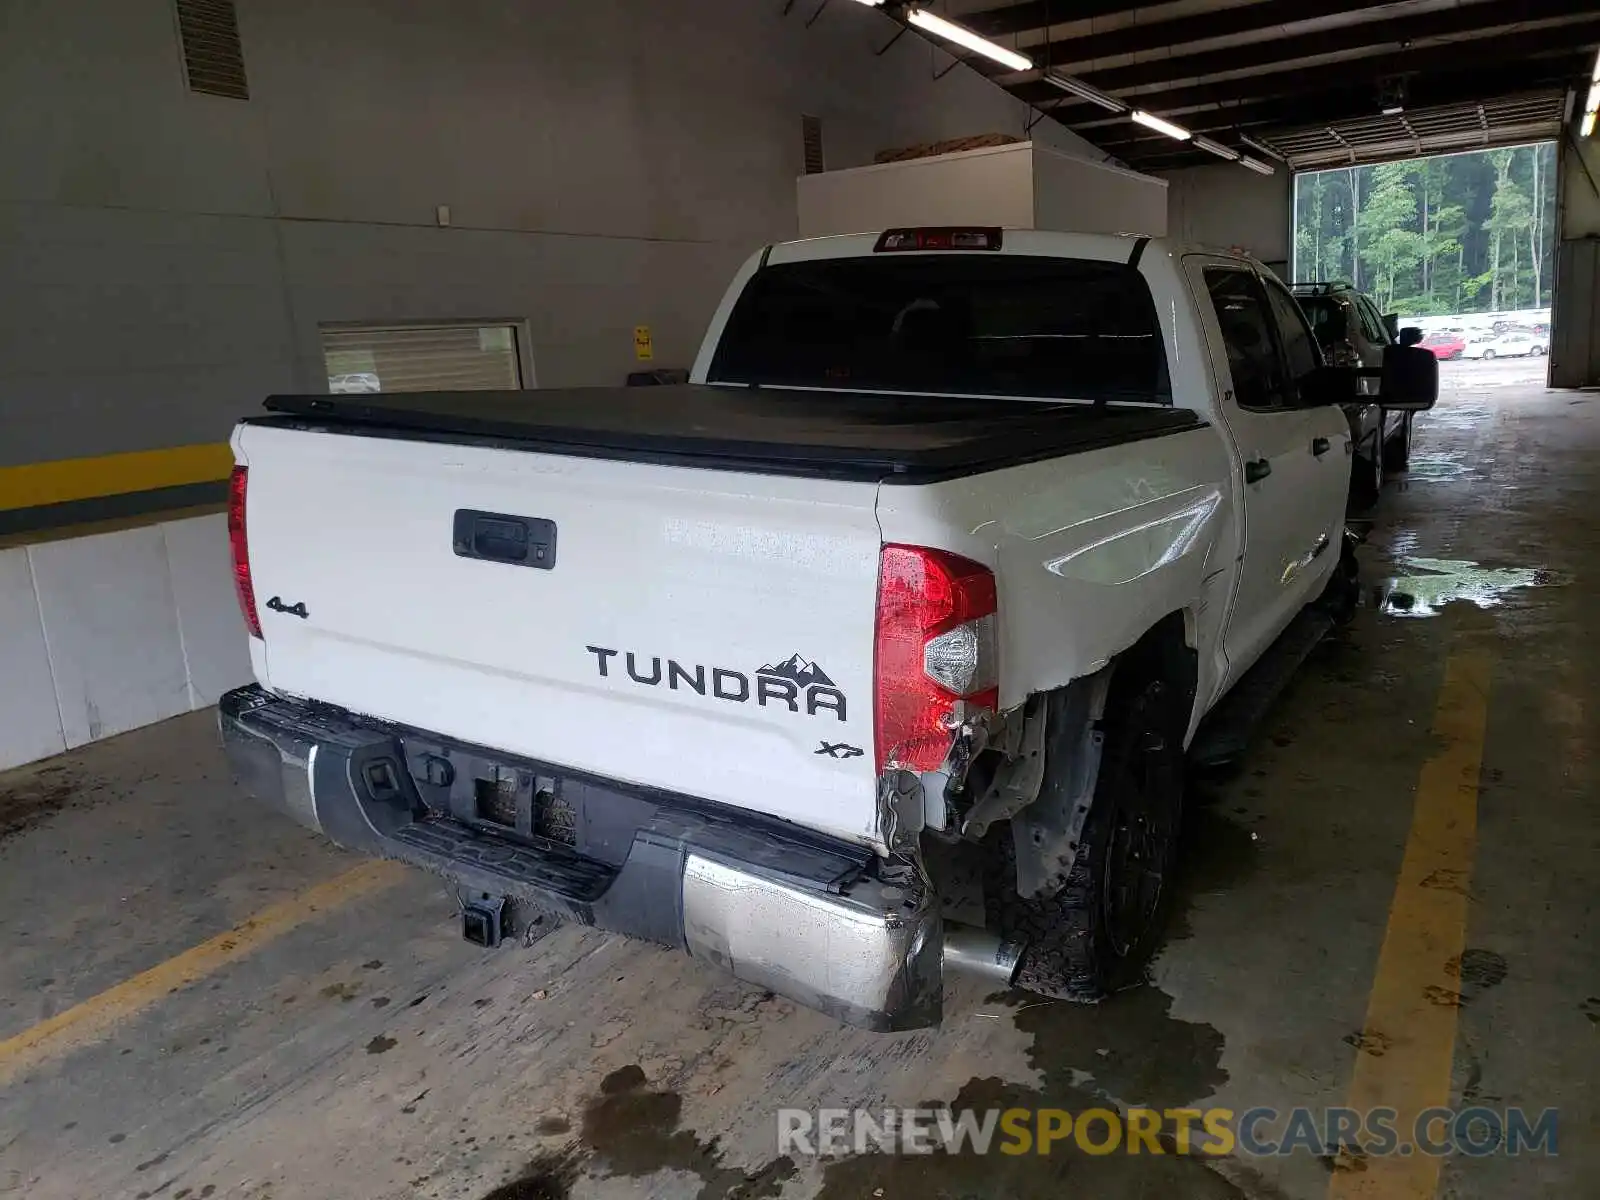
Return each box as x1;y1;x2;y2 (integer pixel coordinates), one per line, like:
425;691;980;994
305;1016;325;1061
797;141;1168;239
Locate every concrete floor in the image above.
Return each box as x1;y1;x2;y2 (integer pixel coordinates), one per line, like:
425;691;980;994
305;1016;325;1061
1;359;1594;1200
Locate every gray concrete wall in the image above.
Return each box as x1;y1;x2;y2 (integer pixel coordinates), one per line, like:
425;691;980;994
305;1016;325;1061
0;0;1101;468
1157;162;1293;273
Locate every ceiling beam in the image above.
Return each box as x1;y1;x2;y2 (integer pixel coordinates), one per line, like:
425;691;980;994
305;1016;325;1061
1013;0;1403;72
1021;22;1600;118
1081;61;1588;154
1055;0;1593;94
961;0;1147;40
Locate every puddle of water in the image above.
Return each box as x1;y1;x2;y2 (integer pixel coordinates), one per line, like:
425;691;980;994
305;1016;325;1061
1401;454;1472;482
814;985;1243;1200
1378;555;1549;618
484;1063;795;1200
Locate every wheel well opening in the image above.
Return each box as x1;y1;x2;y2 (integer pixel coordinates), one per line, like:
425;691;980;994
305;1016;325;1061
1118;611;1199;722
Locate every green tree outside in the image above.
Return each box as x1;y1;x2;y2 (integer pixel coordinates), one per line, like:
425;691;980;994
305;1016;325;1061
1291;142;1556;317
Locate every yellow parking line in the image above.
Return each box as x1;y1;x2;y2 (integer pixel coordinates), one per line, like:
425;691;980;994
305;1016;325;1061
1328;645;1492;1199
0;860;405;1087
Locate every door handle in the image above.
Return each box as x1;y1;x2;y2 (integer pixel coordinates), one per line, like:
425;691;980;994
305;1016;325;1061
1244;457;1272;484
1312;437;1331;456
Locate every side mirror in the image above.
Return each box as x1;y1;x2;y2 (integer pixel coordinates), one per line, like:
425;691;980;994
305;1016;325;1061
1399;326;1424;347
1379;343;1439;411
1382;313;1400;341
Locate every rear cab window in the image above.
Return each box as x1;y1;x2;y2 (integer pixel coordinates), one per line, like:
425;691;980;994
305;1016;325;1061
1296;295;1349;350
708;254;1171;404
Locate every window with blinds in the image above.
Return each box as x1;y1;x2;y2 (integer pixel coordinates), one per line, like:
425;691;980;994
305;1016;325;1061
321;324;524;394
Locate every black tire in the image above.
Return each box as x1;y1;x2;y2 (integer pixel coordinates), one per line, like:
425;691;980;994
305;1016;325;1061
1350;441;1382;512
1482;348;1496;360
1382;414;1411;472
1531;345;1545;357
989;647;1187;1001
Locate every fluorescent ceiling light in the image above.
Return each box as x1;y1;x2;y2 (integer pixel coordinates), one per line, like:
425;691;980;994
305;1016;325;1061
907;9;1033;72
846;0;885;4
1240;155;1275;176
1043;73;1126;113
1592;47;1600;81
1130;110;1192;141
1587;82;1600;113
1192;135;1240;161
1382;105;1405;116
1583;110;1597;138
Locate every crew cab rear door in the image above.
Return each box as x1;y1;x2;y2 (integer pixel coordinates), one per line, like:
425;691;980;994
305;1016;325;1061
1184;257;1351;682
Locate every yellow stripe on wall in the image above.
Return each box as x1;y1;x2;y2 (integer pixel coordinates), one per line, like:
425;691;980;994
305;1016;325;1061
0;443;233;513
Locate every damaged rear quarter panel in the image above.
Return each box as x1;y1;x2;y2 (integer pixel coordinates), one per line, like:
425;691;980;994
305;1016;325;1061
874;426;1237;736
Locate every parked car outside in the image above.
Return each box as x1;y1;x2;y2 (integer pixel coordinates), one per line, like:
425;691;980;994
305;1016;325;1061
329;372;382;393
1462;331;1547;359
1419;333;1466;360
1291;280;1415;508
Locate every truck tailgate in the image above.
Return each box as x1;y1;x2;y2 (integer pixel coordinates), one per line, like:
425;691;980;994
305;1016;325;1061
233;422;885;847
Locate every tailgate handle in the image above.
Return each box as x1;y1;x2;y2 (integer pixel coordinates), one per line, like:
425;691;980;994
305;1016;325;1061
453;510;557;570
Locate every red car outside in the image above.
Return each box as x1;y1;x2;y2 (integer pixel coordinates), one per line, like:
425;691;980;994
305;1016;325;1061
1420;333;1465;360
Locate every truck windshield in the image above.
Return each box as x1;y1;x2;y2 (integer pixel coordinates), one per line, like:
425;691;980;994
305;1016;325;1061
708;254;1171;403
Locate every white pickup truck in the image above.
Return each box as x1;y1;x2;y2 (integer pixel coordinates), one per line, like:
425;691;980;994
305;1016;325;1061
220;228;1437;1029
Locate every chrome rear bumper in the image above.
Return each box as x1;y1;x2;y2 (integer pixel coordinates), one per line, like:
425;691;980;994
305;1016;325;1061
218;684;959;1029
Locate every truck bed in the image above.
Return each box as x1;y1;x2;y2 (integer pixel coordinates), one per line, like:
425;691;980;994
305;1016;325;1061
258;386;1203;484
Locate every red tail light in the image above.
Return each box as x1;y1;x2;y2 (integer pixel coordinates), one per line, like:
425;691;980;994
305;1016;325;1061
874;545;999;772
228;466;262;639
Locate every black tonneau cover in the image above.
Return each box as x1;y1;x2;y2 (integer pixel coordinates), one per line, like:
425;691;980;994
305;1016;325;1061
258;385;1204;484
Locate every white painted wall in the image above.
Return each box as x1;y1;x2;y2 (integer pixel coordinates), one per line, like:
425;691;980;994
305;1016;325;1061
1157;162;1292;272
0;515;252;770
0;0;1102;467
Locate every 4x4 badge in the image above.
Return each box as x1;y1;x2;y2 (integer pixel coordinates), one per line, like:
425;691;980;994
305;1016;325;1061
815;741;863;759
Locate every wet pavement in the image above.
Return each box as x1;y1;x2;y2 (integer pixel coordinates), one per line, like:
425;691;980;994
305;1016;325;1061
0;361;1595;1199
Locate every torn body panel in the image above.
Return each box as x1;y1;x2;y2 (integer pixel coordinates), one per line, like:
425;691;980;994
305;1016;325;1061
875;427;1236;748
901;669;1111;902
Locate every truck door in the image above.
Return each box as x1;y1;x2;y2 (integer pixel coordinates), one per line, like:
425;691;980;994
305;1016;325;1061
1185;260;1351;682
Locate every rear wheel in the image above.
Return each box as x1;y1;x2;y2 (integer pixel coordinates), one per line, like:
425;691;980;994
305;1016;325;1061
989;651;1186;1000
1383;414;1411;472
1531;345;1546;357
1482;348;1496;360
